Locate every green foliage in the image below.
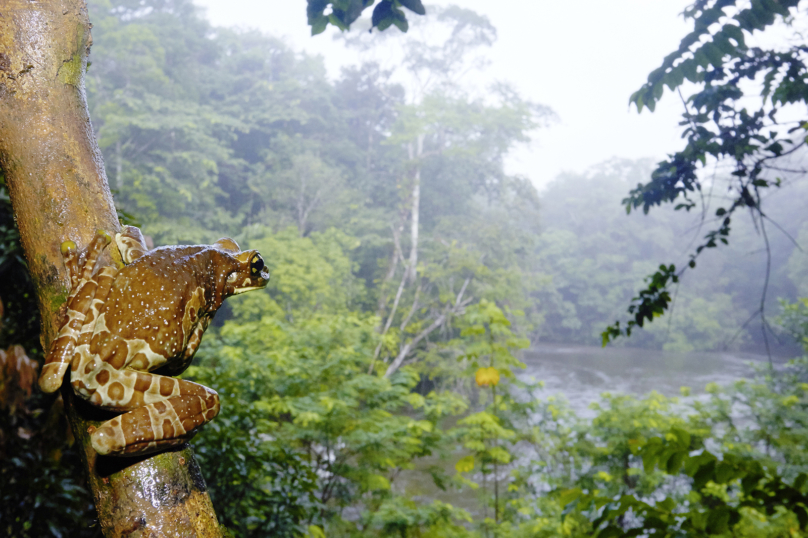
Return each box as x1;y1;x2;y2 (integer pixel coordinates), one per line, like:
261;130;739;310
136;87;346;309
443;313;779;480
777;298;808;350
601;264;677;345
186;228;471;535
559;385;808;536
552;316;808;537
565;439;808;536
450;300;529;522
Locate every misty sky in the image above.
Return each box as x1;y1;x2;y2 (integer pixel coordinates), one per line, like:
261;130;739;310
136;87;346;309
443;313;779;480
192;0;693;189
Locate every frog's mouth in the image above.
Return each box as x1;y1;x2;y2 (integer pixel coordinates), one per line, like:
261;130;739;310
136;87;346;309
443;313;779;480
230;274;270;294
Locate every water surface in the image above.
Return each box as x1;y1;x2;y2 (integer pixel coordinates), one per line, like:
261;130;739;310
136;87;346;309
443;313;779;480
520;344;773;415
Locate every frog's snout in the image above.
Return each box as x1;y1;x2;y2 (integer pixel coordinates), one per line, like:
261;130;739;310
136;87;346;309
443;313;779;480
254;269;270;288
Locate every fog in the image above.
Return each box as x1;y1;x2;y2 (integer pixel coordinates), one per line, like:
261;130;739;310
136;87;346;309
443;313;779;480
192;0;692;188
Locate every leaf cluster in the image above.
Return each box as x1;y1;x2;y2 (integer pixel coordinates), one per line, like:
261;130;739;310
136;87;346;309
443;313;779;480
306;0;425;35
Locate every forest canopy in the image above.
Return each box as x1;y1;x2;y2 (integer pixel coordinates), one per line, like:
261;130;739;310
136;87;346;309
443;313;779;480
81;0;806;354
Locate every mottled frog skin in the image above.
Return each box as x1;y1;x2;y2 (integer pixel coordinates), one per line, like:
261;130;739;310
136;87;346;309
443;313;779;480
38;226;269;457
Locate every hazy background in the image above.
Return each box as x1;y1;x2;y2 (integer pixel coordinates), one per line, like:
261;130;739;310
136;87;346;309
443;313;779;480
193;0;692;188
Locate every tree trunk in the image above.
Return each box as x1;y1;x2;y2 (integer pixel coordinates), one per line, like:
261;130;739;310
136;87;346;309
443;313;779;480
0;1;222;536
405;134;424;283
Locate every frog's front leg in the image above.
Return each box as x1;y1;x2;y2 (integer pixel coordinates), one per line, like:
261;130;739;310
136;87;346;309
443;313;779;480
39;232;114;393
160;316;211;377
72;366;219;456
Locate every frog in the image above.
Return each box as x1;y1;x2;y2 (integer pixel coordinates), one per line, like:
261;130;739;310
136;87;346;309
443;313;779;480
38;226;269;457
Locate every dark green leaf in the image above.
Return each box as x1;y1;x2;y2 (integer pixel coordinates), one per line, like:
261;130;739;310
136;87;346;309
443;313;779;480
311;15;329;35
398;0;426;15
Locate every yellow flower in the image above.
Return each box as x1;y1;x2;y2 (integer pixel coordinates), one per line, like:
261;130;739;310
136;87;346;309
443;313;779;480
455;455;475;473
475;367;500;387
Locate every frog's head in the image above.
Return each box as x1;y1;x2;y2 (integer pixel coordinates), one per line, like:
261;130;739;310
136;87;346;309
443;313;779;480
215;238;270;296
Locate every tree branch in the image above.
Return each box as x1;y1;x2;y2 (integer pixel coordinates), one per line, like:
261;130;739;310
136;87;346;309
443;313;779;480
399;282;422;333
375;222;403;316
372;265;408;362
384;313;446;378
384;277;471;377
0;2;221;535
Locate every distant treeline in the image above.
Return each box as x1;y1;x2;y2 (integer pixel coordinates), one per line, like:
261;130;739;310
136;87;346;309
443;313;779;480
537;158;808;353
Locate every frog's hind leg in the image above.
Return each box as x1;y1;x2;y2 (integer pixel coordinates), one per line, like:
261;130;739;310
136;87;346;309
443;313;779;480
39;233;113;393
83;369;219;456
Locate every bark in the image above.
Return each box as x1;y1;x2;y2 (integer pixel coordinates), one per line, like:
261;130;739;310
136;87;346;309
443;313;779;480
0;1;222;536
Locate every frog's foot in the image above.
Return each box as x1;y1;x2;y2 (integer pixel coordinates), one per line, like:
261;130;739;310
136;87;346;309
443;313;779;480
80;372;219;457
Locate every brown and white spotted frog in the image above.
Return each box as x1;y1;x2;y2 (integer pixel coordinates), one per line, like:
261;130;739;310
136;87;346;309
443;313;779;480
38;226;269;457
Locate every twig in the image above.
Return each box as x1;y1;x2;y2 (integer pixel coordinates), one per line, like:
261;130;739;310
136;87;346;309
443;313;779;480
762;214;804;252
724;310;761;351
759;209;773;368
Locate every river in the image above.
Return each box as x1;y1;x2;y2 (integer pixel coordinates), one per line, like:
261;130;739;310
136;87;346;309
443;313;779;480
519;344;775;416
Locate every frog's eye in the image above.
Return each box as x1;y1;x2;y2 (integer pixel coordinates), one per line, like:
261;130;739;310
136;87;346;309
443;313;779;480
250;254;264;275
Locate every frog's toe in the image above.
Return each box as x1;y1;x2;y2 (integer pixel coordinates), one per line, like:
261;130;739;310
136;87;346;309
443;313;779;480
60;240;77;256
38;363;69;393
95;230;112;245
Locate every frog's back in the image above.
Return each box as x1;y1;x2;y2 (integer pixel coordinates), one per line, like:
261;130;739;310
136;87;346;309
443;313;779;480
91;245;215;372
